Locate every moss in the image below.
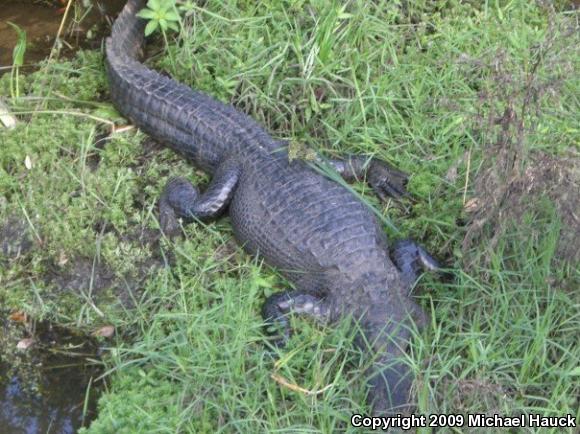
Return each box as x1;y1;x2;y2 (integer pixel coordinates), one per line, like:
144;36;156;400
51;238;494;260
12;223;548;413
79;369;182;434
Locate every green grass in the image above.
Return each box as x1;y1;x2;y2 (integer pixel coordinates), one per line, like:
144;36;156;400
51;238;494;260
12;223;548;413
0;0;578;433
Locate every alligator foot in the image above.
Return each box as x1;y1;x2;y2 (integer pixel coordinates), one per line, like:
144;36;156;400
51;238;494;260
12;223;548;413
324;156;409;201
262;290;330;347
367;160;409;201
159;159;241;235
392;239;440;287
159;178;198;235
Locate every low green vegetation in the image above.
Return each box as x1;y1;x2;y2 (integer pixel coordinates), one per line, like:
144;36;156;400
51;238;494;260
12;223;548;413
0;0;578;432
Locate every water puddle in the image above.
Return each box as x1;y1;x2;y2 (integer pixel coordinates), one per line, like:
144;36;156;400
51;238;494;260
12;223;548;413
0;0;126;72
0;313;104;433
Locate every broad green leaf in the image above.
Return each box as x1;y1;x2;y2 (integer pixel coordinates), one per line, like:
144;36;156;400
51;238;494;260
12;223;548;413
147;0;161;11
137;9;158;20
144;20;159;36
165;10;180;21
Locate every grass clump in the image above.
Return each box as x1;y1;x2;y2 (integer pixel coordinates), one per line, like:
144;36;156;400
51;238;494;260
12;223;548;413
0;0;578;432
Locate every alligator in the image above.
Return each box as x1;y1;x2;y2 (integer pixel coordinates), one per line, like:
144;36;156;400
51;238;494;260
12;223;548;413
106;0;439;415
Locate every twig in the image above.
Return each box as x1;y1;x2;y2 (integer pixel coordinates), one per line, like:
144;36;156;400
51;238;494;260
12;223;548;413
270;372;334;396
462;147;471;206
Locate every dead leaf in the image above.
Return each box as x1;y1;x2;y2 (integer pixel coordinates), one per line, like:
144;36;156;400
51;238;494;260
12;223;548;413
93;325;115;338
0;98;17;129
464;198;481;213
9;311;28;323
58;250;69;266
446;165;458;183
17;338;35;350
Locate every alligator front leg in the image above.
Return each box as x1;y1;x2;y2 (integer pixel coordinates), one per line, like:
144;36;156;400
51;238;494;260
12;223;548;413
262;290;331;347
392;239;440;288
323;155;409;201
159;159;241;234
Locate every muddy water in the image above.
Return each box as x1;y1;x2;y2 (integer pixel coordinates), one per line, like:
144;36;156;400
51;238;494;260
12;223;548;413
0;0;126;72
0;315;104;434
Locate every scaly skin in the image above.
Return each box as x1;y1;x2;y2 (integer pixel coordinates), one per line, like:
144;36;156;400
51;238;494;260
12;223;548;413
106;0;439;415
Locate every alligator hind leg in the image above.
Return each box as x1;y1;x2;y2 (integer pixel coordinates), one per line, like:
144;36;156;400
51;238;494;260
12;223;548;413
159;159;241;234
262;291;331;347
323;155;409;201
392;239;440;288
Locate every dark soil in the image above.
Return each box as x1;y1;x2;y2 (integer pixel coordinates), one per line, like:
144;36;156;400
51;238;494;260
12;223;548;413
0;216;33;260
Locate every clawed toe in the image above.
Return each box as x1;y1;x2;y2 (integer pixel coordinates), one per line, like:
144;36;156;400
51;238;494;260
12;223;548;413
392;239;440;287
262;290;330;348
158;176;199;235
159;202;182;236
368;161;410;201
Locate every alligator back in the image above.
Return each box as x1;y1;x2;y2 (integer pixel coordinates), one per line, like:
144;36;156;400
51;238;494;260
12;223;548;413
230;151;396;299
105;0;279;173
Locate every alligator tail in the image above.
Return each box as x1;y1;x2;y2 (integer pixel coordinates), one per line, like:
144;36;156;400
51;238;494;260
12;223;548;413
105;0;278;173
106;0;146;63
358;298;424;415
367;353;415;415
105;0;226;172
